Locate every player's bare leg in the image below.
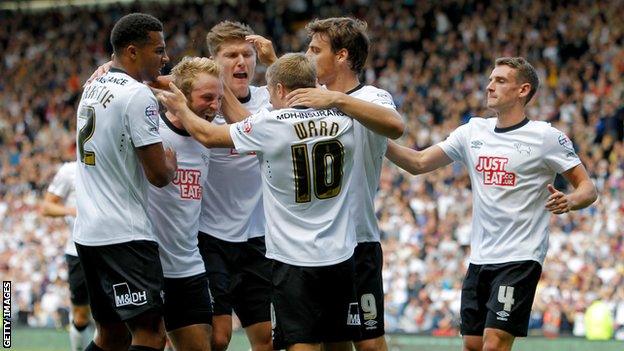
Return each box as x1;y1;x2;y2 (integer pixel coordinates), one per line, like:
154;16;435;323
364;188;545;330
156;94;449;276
482;328;514;351
289;343;322;351
72;304;91;329
211;315;233;351
462;328;515;351
354;336;387;351
91;321;131;351
168;323;212;351
462;335;482;351
245;321;272;351
323;341;353;351
126;311;167;350
69;304;94;350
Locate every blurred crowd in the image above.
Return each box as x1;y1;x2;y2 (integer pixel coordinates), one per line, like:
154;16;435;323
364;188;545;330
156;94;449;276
1;0;623;339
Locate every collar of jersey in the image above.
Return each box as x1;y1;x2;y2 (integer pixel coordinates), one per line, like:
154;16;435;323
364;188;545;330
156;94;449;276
161;112;191;137
346;82;365;95
292;105;311;110
109;67;128;75
494;117;529;133
238;90;252;103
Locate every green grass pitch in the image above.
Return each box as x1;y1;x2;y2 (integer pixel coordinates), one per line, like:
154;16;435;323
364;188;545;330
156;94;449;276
8;328;623;351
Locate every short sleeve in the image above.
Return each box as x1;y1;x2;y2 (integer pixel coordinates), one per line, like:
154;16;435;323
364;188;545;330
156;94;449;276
229;110;272;154
437;123;469;162
368;88;397;110
543;126;581;173
47;163;73;198
126;87;162;147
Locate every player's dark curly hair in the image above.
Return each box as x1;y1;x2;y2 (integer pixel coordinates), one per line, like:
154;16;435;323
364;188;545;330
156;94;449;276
110;13;163;54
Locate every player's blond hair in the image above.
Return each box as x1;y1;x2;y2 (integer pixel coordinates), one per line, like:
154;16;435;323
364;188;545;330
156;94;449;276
266;53;316;91
170;57;221;99
206;20;255;57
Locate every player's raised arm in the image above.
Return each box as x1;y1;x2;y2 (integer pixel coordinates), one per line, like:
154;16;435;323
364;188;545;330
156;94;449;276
385;141;453;175
157;82;234;148
286;87;404;139
246;34;277;66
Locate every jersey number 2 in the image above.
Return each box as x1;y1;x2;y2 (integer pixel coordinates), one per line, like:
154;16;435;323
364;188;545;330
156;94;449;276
78;106;96;166
291;140;344;203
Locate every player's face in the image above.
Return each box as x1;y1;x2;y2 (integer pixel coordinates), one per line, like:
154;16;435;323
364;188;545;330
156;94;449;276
137;31;169;82
486;65;525;111
189;73;223;121
306;33;337;86
214;40;257;99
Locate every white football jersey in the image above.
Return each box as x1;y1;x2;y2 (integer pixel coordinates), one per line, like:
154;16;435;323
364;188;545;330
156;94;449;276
230;107;356;267
438;118;582;265
47;162;78;256
198;85;270;242
348;84;398;243
73;67;162;246
148;113;210;278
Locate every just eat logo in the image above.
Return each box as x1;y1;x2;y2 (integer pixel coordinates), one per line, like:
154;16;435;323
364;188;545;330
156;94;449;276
172;169;202;199
475;156;516;186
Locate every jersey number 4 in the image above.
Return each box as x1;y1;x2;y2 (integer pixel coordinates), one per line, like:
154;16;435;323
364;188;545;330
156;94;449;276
78;106;96;166
291;140;344;203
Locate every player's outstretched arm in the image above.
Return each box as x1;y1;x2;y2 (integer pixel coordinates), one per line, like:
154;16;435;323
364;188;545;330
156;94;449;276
545;164;597;214
41;193;76;217
136;142;177;188
157;82;234;148
221;83;252;123
286;88;404;139
385;141;453;175
246;35;277;66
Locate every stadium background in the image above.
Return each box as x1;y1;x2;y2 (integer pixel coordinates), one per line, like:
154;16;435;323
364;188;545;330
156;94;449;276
1;0;623;349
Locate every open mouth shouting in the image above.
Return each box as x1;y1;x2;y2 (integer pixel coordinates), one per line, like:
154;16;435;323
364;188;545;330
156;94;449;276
233;71;248;80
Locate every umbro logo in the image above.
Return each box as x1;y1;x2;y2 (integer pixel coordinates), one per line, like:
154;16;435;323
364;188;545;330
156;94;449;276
496;310;510;321
471;140;483;149
364;319;378;330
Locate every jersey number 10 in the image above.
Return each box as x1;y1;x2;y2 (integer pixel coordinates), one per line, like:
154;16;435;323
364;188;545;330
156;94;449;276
291;140;344;203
